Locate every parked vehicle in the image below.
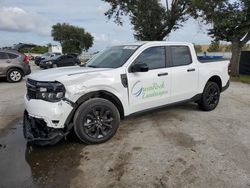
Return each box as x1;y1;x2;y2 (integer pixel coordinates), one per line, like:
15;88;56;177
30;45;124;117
39;54;81;69
34;52;62;66
23;42;230;146
0;50;31;82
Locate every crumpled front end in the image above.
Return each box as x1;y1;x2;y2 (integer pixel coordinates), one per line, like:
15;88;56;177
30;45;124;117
23;111;67;146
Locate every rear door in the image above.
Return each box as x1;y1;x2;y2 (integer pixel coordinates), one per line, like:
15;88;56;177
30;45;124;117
59;55;74;66
169;46;199;103
57;56;67;67
65;55;75;66
127;46;171;113
0;52;9;76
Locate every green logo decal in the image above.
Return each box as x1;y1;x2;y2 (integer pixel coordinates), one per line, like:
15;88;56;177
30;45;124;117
132;81;168;99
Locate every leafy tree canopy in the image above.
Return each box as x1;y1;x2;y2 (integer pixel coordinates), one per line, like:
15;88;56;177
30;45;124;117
20;46;48;54
189;0;250;76
51;23;94;54
102;0;190;40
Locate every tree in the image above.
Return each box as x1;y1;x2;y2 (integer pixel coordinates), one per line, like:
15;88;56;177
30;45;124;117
207;40;221;52
102;0;190;40
190;0;250;76
51;23;94;54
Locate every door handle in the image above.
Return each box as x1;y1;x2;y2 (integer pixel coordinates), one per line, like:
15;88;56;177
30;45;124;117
187;68;195;72
158;72;168;77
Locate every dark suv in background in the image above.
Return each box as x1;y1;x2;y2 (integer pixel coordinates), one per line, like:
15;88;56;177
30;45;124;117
39;54;81;69
0;50;31;82
34;52;62;66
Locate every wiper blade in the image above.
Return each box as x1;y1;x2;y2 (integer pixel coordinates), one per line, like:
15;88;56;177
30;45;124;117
87;65;99;68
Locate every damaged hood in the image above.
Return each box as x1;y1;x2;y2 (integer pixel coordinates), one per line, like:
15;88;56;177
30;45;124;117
28;66;111;82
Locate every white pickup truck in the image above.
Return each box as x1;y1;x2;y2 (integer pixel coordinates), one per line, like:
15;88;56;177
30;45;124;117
23;41;230;146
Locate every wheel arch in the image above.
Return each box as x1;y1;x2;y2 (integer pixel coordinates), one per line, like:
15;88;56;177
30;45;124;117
6;66;24;76
206;75;222;91
65;90;125;127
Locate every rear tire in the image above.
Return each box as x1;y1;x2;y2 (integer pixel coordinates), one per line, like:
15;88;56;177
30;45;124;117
198;81;220;111
73;98;120;144
7;68;23;83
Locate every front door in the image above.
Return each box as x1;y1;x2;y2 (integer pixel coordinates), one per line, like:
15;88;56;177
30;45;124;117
127;46;171;113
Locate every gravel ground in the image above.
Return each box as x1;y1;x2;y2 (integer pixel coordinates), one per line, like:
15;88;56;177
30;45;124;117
0;63;40;132
0;64;250;188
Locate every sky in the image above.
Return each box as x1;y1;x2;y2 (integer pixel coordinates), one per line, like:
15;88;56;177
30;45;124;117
0;0;213;51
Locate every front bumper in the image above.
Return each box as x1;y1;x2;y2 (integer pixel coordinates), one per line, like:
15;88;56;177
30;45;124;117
24;96;73;129
23;64;31;75
222;80;230;92
39;63;51;69
23;111;66;146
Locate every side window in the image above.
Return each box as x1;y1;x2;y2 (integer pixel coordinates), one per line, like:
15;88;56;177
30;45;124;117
7;53;18;59
59;56;65;60
0;52;8;60
135;47;166;70
67;55;74;59
171;46;192;66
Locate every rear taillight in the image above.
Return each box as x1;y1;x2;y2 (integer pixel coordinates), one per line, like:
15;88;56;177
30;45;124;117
228;63;232;76
22;55;29;63
20;52;29;63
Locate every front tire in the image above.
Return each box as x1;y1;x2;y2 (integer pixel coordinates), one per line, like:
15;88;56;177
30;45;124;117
7;68;23;83
73;98;120;144
198;81;220;111
52;64;58;68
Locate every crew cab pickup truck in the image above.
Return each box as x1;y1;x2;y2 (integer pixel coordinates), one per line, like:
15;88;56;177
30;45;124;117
23;41;230;146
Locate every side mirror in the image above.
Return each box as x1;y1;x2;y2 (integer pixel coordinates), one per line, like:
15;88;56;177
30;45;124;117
131;63;149;73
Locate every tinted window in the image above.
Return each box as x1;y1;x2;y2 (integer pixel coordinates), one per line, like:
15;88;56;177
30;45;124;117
67;55;74;59
0;52;8;60
171;46;192;66
135;47;166;70
7;53;18;59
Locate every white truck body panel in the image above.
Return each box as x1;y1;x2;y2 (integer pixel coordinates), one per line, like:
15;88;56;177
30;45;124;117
25;41;230;129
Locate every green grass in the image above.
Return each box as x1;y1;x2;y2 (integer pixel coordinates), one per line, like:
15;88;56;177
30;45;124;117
231;75;250;84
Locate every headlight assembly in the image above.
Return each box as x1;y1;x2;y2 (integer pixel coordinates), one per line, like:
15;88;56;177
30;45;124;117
26;79;66;102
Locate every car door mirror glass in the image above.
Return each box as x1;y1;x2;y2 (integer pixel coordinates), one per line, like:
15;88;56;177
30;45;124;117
131;63;149;73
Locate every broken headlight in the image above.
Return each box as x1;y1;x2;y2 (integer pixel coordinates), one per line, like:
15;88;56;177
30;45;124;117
27;79;66;102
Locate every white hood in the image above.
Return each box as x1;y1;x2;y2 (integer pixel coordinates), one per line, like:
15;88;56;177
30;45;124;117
28;66;110;82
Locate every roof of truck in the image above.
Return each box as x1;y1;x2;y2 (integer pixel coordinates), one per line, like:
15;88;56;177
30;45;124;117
123;41;193;47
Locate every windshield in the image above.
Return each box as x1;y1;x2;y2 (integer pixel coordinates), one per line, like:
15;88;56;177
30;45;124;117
43;53;51;56
85;45;139;68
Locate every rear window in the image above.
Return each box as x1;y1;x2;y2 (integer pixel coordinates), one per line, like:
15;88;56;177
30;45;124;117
171;46;192;66
0;52;8;60
7;53;18;59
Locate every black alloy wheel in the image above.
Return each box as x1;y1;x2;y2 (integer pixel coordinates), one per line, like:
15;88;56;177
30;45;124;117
199;81;220;111
206;86;219;107
83;106;114;139
74;98;120;144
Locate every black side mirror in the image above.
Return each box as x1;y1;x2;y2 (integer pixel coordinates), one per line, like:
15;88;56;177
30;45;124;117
131;63;149;73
